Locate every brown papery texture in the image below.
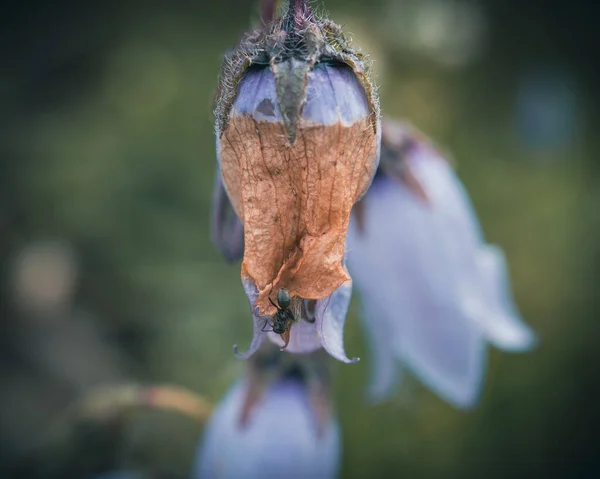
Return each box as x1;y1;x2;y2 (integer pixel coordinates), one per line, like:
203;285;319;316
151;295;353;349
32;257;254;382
220;115;378;315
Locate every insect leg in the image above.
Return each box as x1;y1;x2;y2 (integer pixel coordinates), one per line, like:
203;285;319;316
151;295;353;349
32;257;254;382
280;328;291;351
284;309;296;323
261;319;273;332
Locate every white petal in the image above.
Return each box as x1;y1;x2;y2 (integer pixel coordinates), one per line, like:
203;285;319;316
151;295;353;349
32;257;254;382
348;173;486;408
359;296;402;403
409;148;536;351
234;277;268;359
194;380;340;479
465;245;537;351
267;319;322;354
316;280;359;364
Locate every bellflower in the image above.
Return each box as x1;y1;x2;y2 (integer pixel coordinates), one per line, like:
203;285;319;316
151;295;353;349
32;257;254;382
346;120;536;407
212;0;379;357
214;172;357;361
193;348;340;479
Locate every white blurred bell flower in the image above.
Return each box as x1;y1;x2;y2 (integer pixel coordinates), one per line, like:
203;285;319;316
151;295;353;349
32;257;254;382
346;120;536;408
193;348;340;479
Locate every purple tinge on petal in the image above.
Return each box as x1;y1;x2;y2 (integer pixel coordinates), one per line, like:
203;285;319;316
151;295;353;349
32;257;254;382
348;172;486;408
316;280;359;364
464;245;537;351
232;63;371;126
393;286;486;409
233;277;268;359
404;144;536;352
303;63;371;126
406;142;484;254
233;66;281;122
267;318;322;354
211;170;244;263
193;379;341;479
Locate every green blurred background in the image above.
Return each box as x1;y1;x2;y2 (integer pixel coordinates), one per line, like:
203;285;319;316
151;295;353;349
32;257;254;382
1;0;598;477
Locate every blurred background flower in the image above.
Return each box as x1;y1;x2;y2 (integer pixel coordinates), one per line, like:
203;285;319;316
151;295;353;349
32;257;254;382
194;347;339;479
347;120;535;406
0;0;598;478
514;65;582;157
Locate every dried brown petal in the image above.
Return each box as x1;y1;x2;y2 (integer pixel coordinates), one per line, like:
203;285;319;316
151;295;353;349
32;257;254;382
215;2;380;342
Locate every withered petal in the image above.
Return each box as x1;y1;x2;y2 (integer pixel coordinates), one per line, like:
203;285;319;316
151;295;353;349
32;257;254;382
221;63;379;314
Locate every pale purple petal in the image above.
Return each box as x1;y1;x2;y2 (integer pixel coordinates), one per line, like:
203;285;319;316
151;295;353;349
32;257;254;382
407;146;536;351
348;131;536;406
194;379;340;479
316;280;359;364
304;63;371;125
233;67;281;122
267;319;322;354
233;277;268;359
408;144;536;351
211;171;244;263
405;145;483;276
232;63;371;126
237;279;354;358
463;245;537;351
348;174;486;408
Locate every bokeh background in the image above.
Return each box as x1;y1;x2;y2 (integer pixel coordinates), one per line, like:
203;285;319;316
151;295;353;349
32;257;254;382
1;0;599;477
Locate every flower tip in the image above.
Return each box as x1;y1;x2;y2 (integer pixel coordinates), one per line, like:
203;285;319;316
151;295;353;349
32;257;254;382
498;322;538;352
233;343;255;360
321;346;359;364
436;368;484;410
452;391;481;410
316;280;360;364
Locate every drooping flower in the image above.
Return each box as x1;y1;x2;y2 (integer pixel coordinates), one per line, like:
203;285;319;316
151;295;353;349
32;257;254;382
346;119;537;407
212;0;380;356
193;347;340;479
233;273;358;363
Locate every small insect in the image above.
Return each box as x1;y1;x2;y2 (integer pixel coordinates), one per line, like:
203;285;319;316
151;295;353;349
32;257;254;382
262;288;297;350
